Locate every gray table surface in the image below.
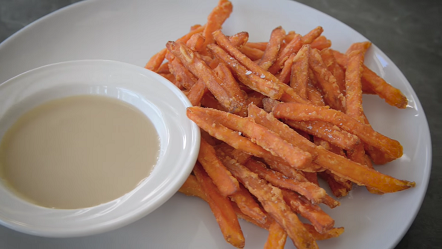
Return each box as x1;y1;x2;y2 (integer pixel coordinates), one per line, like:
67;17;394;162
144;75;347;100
0;0;441;248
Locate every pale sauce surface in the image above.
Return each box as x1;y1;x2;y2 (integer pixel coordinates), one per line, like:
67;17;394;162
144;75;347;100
0;95;160;209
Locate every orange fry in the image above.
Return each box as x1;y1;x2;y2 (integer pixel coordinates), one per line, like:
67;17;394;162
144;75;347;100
166;41;240;113
252;103;414;193
303;224;344;241
169;58;198;90
186;33;206;52
281;189;335;234
301;26;323;44
220;155;318;249
244;159;327;205
189;106;313;169
238;45;265;60
246;42;268;51
178;174;207;201
203;0;233;47
259;26;286;70
213;62;247;111
332;49;408;108
273;102;402;159
310;36;332;50
320;48;346;94
208;43;283;99
268;34;303;74
145;48;167;71
309;48;346;111
156;61;170;74
264;221;287;249
193;163;245;248
278;53;297;84
186;78;207;106
290;45;311;99
198;138;239;196
229;31;249;47
229;184;268;225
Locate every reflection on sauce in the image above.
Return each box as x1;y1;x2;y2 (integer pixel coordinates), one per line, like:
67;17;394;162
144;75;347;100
0;95;160;209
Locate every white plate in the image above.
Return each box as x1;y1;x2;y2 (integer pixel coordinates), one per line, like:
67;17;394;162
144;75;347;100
0;0;431;248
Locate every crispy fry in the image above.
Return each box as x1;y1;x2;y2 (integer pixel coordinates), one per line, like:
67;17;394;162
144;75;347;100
264;221;287;249
229;184;268;225
186;78;207;106
179;174;207;201
301;26;323;44
273;102;403;159
213;62;248;111
246;42;268;51
310;36;332;50
238;45;265;60
177;25;205;43
244;159;327;205
203;0;233;47
229;31;249;47
169;58;198;90
320;48;346;94
193;163;245;248
208;43;284;99
189;106;313;169
268;34;303;74
306;82;325;106
167;41;241;113
216;143;252;165
309;48;346;111
303;172;319;186
332;49;408;108
156;61;170;74
145;48;167;71
186;33;206;52
220;155;318;249
200;91;227;111
281;189;334;234
303;224;344;241
290;45;310;99
259;26;286;70
278;53;297;84
198;138;239;196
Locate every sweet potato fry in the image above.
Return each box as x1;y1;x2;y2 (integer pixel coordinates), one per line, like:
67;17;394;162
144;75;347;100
189;106;313;169
220;155;318;249
259;26;286;70
252;103;414;193
179;174;207;201
264;221;287;249
229;31;249;47
145;48;167;71
303;224;344;241
186;78;207;106
238;45;265;60
303;172;319;186
208;43;284;99
203;0;233;47
246;42;268;51
260;99;360;150
320;48;346;94
169;58;198;90
268;34;303;74
229;184;268;225
193;163;245;248
198;138;239;196
318;171;351;198
301;26;323;44
290;45;310;99
310;36;332;50
167;41;241;113
309;48;346;111
216;143;252;165
200;91;227;111
186;33;206;52
306;82;325;106
332;49;408;109
158;73;178;88
156;61;170;74
278;53;297;84
281;189;335;234
213;62;248;111
176;25;205;43
273;102;403;159
244;159;327;205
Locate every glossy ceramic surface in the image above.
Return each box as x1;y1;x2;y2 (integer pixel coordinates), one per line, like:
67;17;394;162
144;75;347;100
0;0;431;248
0;60;200;237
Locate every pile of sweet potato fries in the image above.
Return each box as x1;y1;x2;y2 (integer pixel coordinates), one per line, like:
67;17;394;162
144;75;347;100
145;1;414;248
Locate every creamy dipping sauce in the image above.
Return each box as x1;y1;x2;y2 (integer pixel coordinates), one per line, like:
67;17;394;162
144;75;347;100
0;95;160;209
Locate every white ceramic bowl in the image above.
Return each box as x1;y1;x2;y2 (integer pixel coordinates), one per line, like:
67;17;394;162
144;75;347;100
0;60;200;238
